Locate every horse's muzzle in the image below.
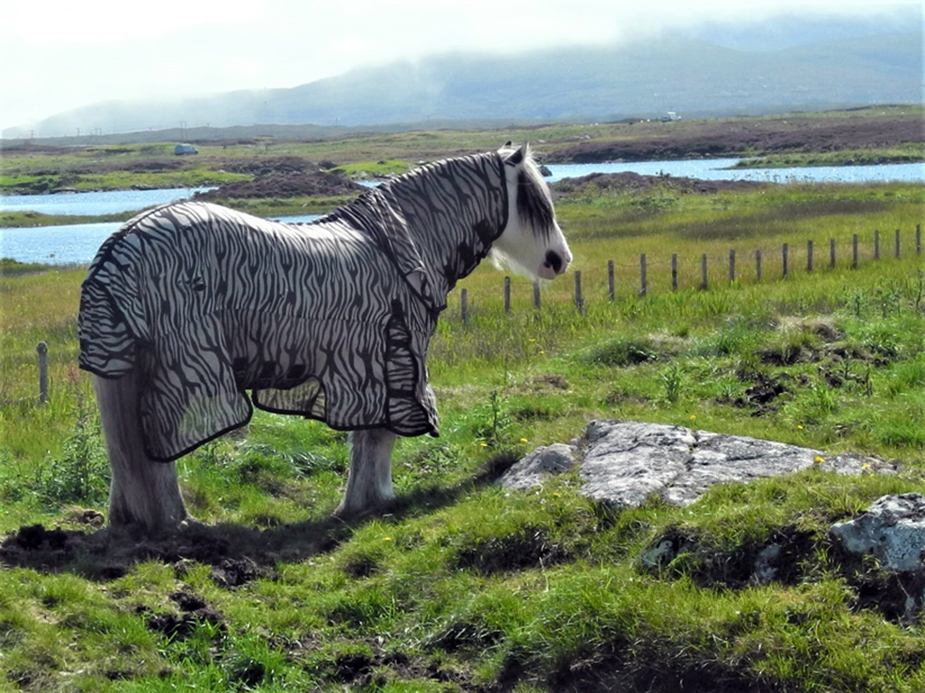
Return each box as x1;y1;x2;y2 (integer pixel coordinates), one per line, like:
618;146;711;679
539;248;571;279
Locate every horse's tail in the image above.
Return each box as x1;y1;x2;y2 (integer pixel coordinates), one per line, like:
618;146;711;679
93;371;189;532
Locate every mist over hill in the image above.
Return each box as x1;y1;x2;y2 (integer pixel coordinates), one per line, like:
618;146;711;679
4;17;921;140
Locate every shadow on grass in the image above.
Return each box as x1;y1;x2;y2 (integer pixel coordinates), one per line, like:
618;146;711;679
0;452;520;583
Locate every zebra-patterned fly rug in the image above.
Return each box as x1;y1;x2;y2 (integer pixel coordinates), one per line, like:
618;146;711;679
79;153;510;461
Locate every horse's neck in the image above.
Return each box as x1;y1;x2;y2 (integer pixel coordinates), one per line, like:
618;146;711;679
389;155;508;299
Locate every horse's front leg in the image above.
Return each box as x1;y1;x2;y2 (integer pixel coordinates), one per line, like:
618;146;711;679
94;372;191;534
335;428;398;517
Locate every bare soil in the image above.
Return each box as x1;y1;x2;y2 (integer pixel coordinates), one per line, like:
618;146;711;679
194;170;364;200
554;112;924;163
551;170;766;195
0;519;344;583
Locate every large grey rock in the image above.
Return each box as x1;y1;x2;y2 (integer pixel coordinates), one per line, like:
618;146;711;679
830;494;925;572
501;419;895;508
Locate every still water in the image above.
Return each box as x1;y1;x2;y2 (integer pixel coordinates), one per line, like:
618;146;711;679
0;215;322;266
544;159;924;184
0;186;215;216
2;160;922;266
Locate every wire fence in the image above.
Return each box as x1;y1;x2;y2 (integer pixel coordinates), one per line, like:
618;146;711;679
455;225;922;322
3;225;922;409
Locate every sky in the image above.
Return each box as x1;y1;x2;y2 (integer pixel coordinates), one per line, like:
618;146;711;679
1;0;919;131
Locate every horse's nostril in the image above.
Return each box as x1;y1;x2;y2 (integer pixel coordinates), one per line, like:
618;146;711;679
545;250;563;274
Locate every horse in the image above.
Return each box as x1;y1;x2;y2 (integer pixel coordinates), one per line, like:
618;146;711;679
78;143;572;534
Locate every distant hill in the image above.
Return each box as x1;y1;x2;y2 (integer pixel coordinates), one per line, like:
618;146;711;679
5;29;921;140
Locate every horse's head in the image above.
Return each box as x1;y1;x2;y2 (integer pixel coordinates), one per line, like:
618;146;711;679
490;142;572;281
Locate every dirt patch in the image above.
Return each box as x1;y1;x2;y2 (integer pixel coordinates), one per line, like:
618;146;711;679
194;171;363;200
217;156;315;175
145;607;225;640
721;372;794;416
68;158;190;175
553;113;924;163
210;557;269;588
428;620;503;654
641;525;818;590
851;571;925;624
452;526;568;575
553;170;765;195
170;590;208;611
529;373;570;390
320;642;485;691
0;518;348;582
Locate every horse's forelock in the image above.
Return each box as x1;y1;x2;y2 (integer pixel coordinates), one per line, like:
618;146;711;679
515;153;554;240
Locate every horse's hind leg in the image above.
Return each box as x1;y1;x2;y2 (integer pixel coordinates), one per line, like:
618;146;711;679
335;428;397;517
93;372;190;534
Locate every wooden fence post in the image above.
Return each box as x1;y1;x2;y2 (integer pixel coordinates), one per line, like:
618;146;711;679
755;249;762;282
460;289;469;326
503;276;511;314
574;270;584;314
829;239;836;269
639;254;647;297
533;280;541;310
728;249;736;283
852;234;859;269
36;341;48;404
807;240;813;272
874;230;880;260
700;253;708;291
671;254;678;291
895;229;901;259
782;243;789;279
607;260;615;302
917;224;922;255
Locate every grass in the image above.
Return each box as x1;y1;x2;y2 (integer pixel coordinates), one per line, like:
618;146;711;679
0;210;135;229
0;174;924;691
732;146;925;169
3;105;921;195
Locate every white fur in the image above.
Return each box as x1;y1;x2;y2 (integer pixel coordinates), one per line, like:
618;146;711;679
489;144;572;281
94;372;190;533
335;428;398;517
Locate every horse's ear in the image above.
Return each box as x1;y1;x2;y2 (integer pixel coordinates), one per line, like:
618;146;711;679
503;143;527;167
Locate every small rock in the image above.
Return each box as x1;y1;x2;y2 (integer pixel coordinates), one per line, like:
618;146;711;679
753;544;782;584
499;443;579;490
830;493;925;572
639;539;676;570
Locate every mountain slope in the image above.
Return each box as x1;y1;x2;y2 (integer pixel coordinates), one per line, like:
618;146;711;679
12;31;922;138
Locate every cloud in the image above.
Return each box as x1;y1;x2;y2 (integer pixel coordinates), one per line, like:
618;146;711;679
1;0;918;130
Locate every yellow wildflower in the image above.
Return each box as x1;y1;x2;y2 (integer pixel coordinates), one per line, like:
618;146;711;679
813;456;824;464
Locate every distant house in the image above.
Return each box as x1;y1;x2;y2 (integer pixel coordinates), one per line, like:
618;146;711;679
660;112;680;122
174;143;199;155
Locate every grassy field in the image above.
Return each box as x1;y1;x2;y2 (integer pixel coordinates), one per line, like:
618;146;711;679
0;173;924;691
2;106;922;199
